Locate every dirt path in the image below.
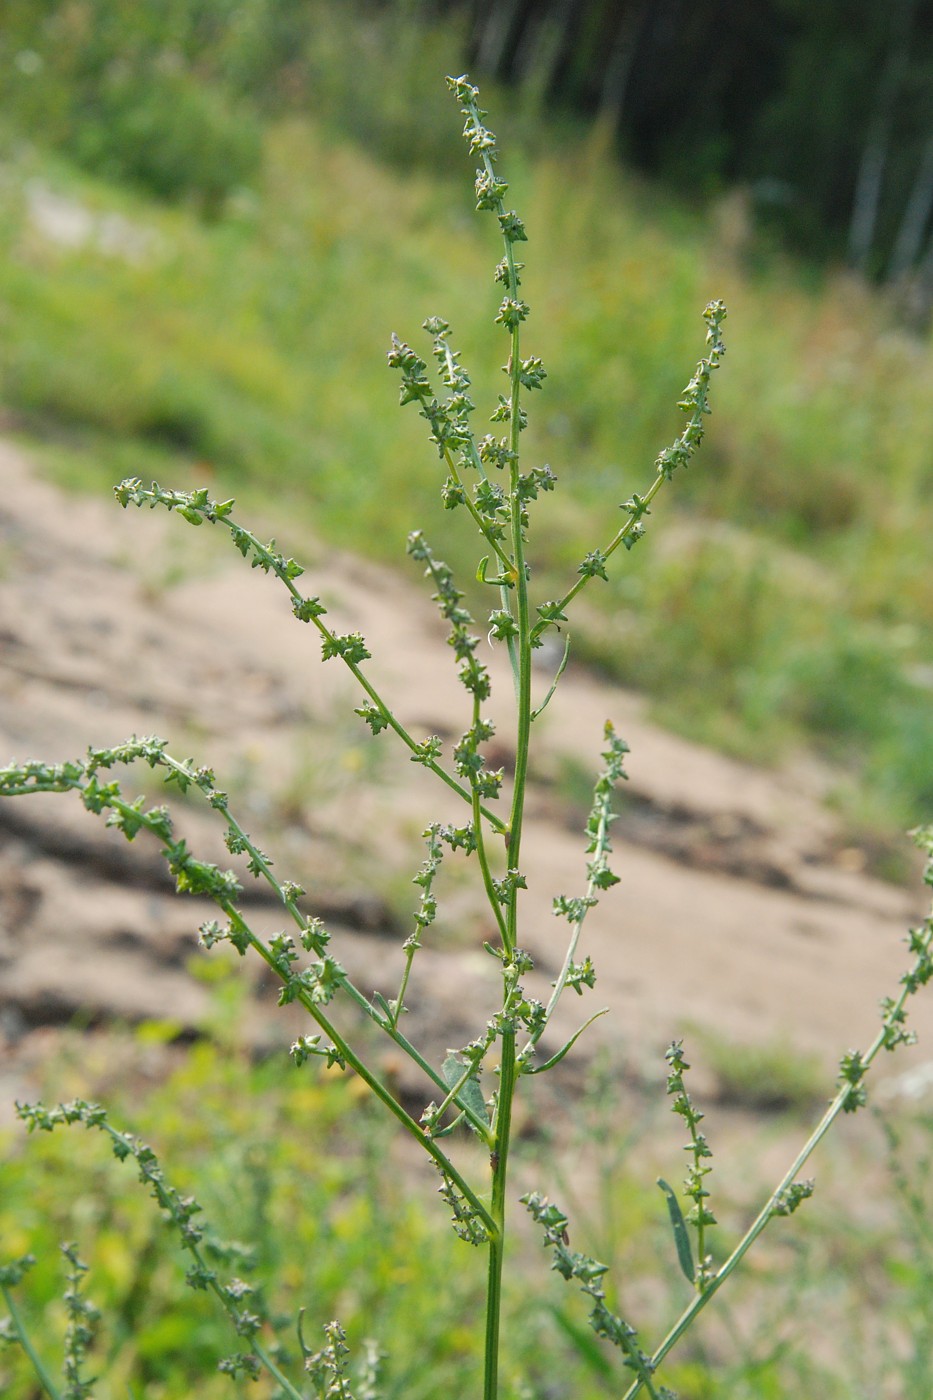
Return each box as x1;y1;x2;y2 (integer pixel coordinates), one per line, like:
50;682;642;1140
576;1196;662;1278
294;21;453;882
2;438;931;1119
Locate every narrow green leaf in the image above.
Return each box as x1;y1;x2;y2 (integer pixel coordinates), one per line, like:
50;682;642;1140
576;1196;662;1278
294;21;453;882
657;1178;695;1283
370;991;394;1025
522;1009;607;1074
531;634;571;722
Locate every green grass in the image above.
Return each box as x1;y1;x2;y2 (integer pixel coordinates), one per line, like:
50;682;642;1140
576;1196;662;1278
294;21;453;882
3;1013;932;1398
0;1001;492;1400
3;7;933;853
684;1027;826;1115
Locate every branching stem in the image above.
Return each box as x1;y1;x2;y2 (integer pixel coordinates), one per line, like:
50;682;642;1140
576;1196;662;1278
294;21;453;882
620;925;933;1397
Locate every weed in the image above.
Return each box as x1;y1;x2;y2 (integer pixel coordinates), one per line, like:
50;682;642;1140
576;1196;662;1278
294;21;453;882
5;13;933;832
2;74;933;1400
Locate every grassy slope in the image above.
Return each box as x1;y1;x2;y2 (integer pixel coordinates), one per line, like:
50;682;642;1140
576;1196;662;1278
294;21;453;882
3;83;933;854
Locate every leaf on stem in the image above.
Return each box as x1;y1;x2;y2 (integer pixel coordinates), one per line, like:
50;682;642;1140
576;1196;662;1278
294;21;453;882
441;1053;490;1127
657;1179;696;1284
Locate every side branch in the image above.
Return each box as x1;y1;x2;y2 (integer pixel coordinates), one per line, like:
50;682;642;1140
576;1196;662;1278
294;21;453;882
530;301;726;644
113;479;508;836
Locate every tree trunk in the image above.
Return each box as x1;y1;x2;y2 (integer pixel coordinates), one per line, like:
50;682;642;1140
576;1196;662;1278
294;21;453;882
468;0;528;78
887;124;933;281
596;0;650;134
512;0;580;96
847;0;916;272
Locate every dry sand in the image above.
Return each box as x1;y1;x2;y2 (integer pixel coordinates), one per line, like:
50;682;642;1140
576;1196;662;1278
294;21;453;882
2;437;931;1120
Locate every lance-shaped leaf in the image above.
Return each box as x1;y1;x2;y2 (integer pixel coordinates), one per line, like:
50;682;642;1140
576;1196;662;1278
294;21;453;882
657;1178;695;1284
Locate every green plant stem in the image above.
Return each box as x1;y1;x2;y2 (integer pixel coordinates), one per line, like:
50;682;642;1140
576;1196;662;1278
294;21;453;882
504;464;532;922
473;104;534;1394
251;1342;305;1399
1;761;494;1161
528;311;722;646
289;577;506;832
1;1284;63;1400
481;279;531;1400
484;1022;517;1400
529;870;600;1056
453;437;521;680
230;907;496;1232
619;1011;916;1398
530;463;666;645
530;635;570;722
521;724;620;1060
153;754;495;1138
474;786;509;947
118;486;509;836
390;946;417;1027
87;1116;307;1400
499;324;531;946
436;430;514;577
471;697;510;948
344;652;502;821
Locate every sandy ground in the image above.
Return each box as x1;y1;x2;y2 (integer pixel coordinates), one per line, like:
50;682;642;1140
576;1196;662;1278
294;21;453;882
2;437;932;1124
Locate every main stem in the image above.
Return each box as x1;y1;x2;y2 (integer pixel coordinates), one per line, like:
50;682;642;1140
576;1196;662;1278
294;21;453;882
483;309;530;1399
484;1022;516;1400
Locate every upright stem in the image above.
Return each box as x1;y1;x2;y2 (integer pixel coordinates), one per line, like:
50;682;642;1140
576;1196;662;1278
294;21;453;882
484;1023;517;1400
484;302;531;1397
505;326;533;906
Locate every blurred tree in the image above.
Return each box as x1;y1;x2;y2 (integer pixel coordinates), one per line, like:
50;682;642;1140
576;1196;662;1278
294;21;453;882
8;0;933;313
459;0;933;315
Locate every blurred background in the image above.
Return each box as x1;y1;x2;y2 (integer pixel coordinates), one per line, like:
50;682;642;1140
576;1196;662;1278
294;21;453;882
2;0;933;859
4;6;933;1396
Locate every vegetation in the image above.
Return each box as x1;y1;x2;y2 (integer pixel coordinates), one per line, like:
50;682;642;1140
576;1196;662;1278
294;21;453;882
3;65;933;1399
466;0;933;296
2;2;933;856
11;0;933;286
3;1016;933;1399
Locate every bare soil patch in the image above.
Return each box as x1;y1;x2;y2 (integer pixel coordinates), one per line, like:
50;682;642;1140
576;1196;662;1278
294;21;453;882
2;438;931;1121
